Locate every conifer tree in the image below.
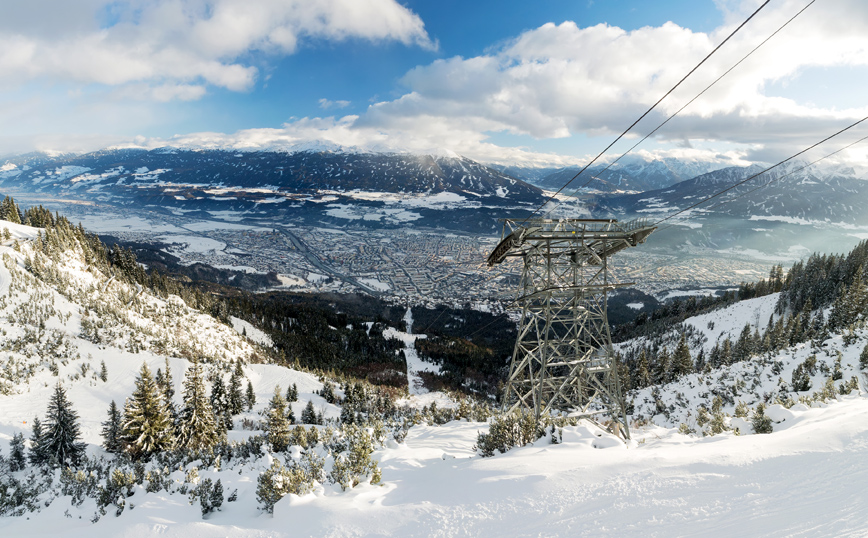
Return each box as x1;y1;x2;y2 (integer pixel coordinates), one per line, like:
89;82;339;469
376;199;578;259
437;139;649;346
301;400;317;425
752;403;773;434
9;432;26;472
42;383;86;466
210;479;224;512
121;363;174;460
652;348;670;385
720;338;733;365
286;383;298;403
99;360;108;382
157;357;177;421
266;386;291;452
210;374;230;434
228;361;245;415
177;359;220;450
671;334;694;378
28;416;46;466
860;342;868;371
635;350;651;387
101;400;123;453
245;380;256;411
733;324;753;362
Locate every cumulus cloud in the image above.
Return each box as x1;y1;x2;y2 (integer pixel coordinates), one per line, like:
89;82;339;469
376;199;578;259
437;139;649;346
0;0;434;97
6;0;868;169
344;0;868;165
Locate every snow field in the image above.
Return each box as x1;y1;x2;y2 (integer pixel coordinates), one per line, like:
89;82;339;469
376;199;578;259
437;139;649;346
5;395;868;537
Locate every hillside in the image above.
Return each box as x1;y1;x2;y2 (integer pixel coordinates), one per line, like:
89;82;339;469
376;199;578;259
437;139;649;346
0;213;867;537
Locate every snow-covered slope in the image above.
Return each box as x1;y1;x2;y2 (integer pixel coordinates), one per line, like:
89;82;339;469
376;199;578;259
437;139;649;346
2;393;868;537
2;217;868;537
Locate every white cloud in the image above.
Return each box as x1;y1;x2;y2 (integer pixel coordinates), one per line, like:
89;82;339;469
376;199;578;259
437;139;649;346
6;0;868;170
340;0;868;165
0;0;434;97
319;98;352;110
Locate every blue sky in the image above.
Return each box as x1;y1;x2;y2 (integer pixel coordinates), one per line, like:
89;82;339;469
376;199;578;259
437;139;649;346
1;0;867;169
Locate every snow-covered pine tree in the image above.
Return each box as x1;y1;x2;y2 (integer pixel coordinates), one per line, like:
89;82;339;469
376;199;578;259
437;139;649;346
210;374;230;434
157;357;177;421
635;350;651;388
121;363;175;460
42;382;86;466
733;324;753;362
752;403;773;434
670;334;694;378
245;380;256;411
286;383;298;403
652;348;670;385
101;400;123;453
9;432;26;472
301;400;317;424
266;386;291;452
28;416;46;466
177;359;220;450
99;360;108;382
228;361;245;415
860;342;868;371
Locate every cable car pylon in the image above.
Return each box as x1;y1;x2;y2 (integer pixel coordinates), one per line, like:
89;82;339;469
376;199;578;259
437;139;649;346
487;218;656;440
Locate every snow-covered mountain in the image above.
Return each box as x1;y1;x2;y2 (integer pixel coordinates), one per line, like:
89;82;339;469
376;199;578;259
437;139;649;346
0;148;546;233
0;147;543;201
587;160;868;257
598;160;868;222
535;156;727;193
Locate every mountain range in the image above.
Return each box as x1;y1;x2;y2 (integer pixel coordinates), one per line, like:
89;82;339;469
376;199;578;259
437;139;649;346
2;146;868;248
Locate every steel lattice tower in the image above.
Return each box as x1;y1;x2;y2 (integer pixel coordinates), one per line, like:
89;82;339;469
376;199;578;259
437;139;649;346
487;218;656;440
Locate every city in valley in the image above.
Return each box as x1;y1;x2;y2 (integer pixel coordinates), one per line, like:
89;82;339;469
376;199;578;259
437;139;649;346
44;201;777;307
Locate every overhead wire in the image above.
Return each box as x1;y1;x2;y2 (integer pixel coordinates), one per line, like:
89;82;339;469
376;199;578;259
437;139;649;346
520;0;771;224
549;0;817;215
652;114;868;227
654;132;868;233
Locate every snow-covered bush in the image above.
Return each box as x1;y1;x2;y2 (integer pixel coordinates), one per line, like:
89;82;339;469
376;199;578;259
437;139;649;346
328;424;381;491
256;460;314;514
751;403;773;434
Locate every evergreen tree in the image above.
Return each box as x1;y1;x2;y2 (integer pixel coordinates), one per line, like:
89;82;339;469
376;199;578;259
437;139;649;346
635;350;651;387
177;359;220;450
101;400;123;453
99;360;108;382
122;363;174;460
245;380;256;411
28;416;46;466
210;374;231;434
157;357;177;420
720;338;733;365
652;348;670;385
301;400;317;424
228;361;245;415
9;432;26;472
286;383;298;403
210;479;224;513
42;383;86;466
752;403;774;434
670;334;693;378
733;324;753;362
860;342;868;371
266;387;291;452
